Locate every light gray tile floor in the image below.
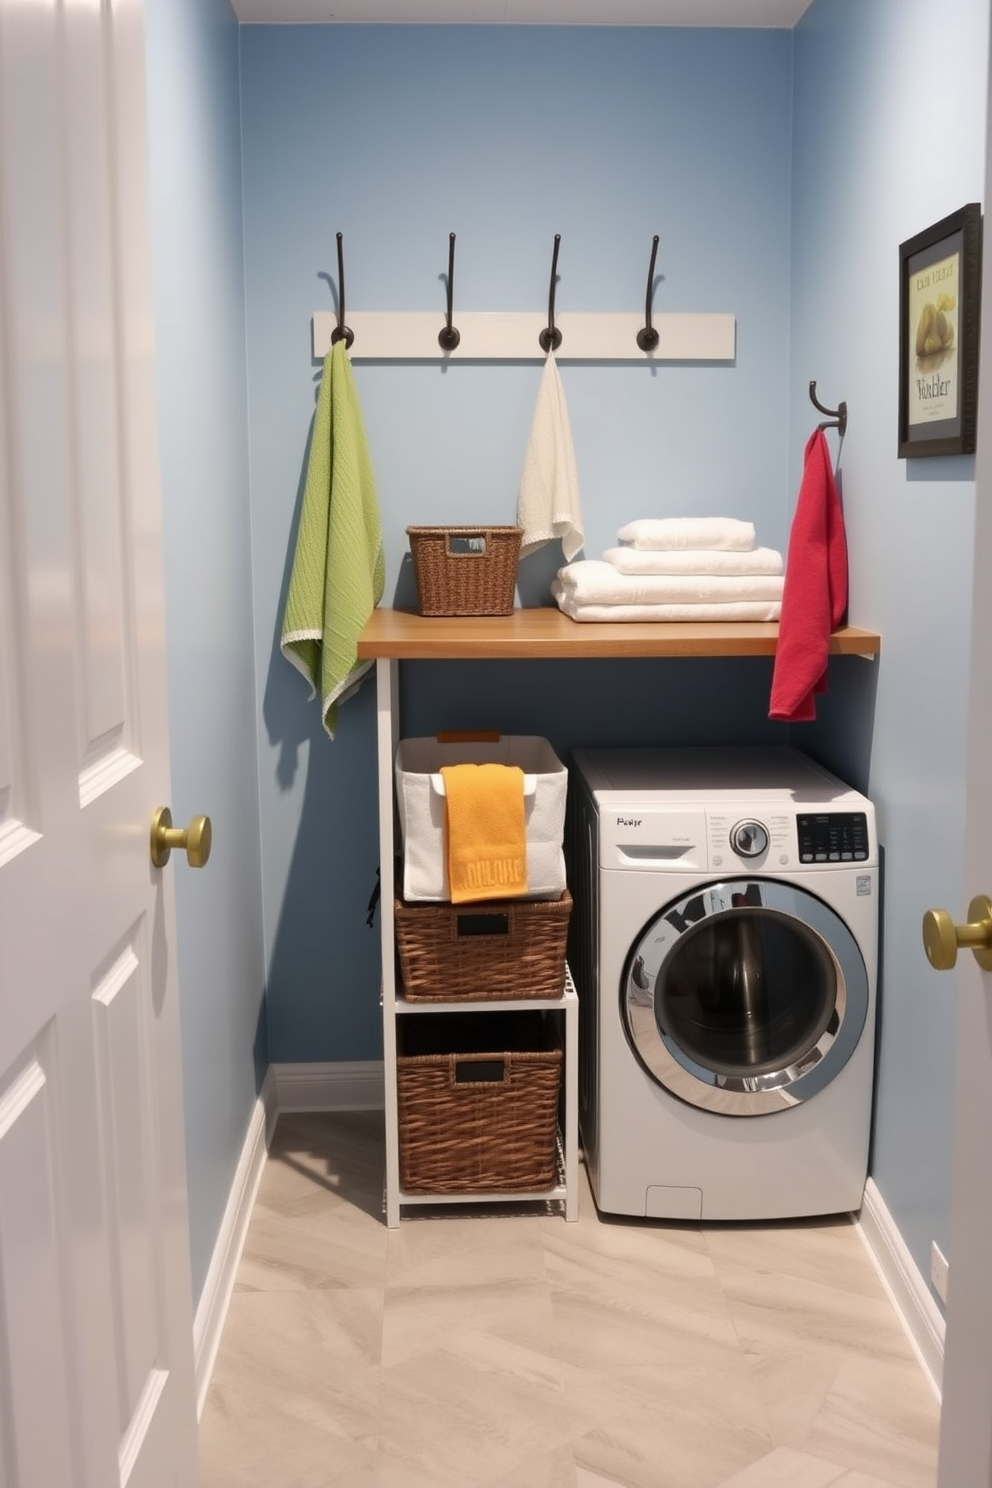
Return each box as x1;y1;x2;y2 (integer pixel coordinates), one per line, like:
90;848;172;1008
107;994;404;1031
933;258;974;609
198;1111;939;1488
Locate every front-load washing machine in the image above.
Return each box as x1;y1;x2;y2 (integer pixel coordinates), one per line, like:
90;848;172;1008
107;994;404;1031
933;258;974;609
566;746;878;1221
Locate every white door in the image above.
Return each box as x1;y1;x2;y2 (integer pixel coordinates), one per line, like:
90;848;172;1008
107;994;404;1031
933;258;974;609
934;21;992;1485
0;2;199;1485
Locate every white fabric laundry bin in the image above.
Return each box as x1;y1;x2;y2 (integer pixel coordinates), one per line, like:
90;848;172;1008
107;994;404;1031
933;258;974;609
395;734;568;902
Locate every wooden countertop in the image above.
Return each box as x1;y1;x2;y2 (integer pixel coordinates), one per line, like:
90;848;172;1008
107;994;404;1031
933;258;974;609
357;608;881;661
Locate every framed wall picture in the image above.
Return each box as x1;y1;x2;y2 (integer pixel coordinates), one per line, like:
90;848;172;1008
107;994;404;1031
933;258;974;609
898;203;982;458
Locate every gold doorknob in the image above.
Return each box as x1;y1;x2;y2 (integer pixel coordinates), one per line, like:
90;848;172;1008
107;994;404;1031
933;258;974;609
150;807;212;869
922;895;992;971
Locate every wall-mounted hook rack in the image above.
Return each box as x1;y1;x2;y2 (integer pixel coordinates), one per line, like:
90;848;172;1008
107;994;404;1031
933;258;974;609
311;232;736;361
809;379;847;437
330;232;354;349
438;232;460;352
312;309;735;362
538;234;563;354
636;235;661;352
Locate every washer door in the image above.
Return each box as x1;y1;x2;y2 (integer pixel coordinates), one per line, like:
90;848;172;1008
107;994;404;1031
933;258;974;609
623;879;870;1116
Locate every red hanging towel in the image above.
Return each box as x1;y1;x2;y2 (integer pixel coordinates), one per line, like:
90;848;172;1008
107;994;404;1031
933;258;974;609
769;429;848;723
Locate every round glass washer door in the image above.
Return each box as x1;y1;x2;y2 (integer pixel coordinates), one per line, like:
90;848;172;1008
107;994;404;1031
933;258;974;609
622;879;870;1116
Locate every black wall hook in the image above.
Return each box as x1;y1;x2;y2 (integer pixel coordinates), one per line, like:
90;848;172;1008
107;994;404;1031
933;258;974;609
636;235;661;352
809;380;847;437
438;232;460;352
539;234;563;353
330;232;354;349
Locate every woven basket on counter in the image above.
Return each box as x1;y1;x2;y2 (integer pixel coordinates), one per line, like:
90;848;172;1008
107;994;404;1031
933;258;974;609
397;1012;562;1194
406;525;522;616
394;889;571;1002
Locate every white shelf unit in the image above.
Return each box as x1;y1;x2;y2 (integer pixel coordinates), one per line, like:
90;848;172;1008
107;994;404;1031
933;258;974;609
364;608;881;1226
374;658;580;1227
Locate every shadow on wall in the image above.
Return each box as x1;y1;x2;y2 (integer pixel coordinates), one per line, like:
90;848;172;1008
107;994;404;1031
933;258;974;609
516;546;565;608
393;552;417;611
800;652;880;797
252;993;269;1098
398;654;793;762
262;693;383;1064
261;434;383;1065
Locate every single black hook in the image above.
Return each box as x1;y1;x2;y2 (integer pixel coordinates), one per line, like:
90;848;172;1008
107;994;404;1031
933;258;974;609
438;232;460;352
636;235;661;352
539;234;563;354
809;380;847;437
330;232;354;349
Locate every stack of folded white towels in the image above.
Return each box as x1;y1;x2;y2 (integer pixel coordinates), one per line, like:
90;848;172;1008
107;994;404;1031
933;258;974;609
552;517;784;623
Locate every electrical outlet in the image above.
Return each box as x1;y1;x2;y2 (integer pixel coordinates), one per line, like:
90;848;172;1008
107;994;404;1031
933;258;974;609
931;1241;949;1304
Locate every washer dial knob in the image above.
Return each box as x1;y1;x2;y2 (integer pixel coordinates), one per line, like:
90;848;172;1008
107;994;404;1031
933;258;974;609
730;819;769;858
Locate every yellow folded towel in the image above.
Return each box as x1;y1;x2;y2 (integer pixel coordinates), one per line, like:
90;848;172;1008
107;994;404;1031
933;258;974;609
440;763;528;904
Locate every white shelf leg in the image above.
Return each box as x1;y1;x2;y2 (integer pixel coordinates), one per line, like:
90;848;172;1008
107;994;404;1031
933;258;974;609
377;657;401;1227
564;989;579;1221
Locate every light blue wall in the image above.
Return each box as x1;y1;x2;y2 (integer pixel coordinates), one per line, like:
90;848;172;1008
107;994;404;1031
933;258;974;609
791;0;989;1301
145;0;267;1305
239;24;799;1064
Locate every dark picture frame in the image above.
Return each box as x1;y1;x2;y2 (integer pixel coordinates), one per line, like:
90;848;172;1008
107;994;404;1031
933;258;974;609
898;202;982;458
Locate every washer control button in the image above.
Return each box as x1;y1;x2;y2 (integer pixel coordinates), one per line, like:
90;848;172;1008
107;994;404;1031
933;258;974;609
730;819;769;858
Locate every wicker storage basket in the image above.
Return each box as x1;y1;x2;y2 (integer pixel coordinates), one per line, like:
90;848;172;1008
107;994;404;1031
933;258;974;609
407;526;522;616
395;890;571;1002
397;1012;562;1194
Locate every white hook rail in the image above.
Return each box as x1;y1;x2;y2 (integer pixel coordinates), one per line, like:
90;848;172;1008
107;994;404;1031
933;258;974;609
311;310;736;362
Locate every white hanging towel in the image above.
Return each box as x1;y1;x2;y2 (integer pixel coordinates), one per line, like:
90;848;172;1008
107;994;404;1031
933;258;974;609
516;351;585;561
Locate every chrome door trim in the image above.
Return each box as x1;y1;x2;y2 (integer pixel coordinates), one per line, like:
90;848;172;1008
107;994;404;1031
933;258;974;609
622;879;870;1116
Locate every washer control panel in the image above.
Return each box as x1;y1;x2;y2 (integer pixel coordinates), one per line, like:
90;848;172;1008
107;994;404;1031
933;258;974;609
599;801;875;871
708;811;792;867
797;811;870;863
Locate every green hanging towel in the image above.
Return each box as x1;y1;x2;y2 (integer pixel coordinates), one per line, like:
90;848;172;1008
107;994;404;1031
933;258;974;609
281;340;385;737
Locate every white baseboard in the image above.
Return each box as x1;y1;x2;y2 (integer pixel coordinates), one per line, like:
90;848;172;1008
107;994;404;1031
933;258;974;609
856;1176;945;1399
192;1061;384;1414
192;1067;277;1417
270;1059;384;1112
